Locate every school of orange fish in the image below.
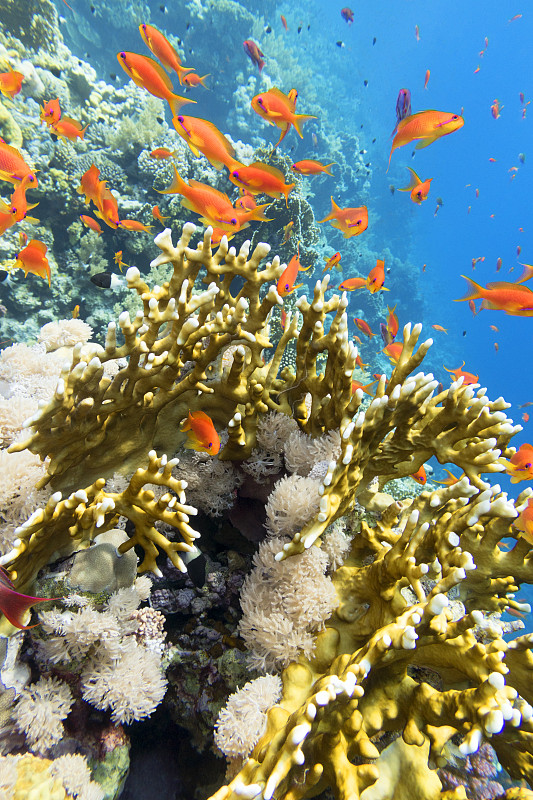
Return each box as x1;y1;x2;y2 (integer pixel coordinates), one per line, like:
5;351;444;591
1;10;533;573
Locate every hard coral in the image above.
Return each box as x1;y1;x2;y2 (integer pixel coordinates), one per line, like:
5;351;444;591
211;477;533;800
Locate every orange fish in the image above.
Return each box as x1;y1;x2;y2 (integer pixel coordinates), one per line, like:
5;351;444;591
491;99;502;119
76;164;105;206
353;317;375;338
505;443;533;483
523;412;530;423
281;14;288;30
0;201;17;236
13;239;51;286
366;259;388;293
291;159;334;176
8;174;39;223
172;115;240;171
443;361;478;385
456;276;533;317
386;304;399;339
490;325;499;331
251;87;316;148
119;219;153;233
235;192;257;212
117;51;194;116
338;277;366;291
514;499;533;544
150;147;177;159
514;500;533;544
280;219;294;243
431;324;448;333
351;379;377;395
398;166;432;204
433;469;460;486
51;116;89;141
509;14;523;22
0;138;38;186
229;162;295;205
0;66;23;100
139;23;194;84
318;197;368;238
182;73;210;88
80;214;103;235
424;69;430;89
383;342;403;365
388;110;464;171
114;251;129;271
72;304;80;319
210;227;235;245
323;252;341;272
40;97;61;128
181;410;220;455
277;242;312;297
95;187;120;229
159;165;240;231
243;40;265;73
355;353;368;369
0;567;53;629
496;257;502;271
152;205;170;224
410;464;427;484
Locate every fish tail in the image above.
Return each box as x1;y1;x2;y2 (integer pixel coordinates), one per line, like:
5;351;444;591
398;166;421;191
317;196;340;223
176;65;195;85
323;163;335;176
168;93;196;116
248;205;273;222
198;74;210;87
292;113;317;138
455;275;485;302
157;164;188;196
284;182;295;206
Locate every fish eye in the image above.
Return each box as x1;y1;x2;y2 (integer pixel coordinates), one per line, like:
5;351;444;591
178;115;184;122
258;97;264;105
452;115;458;119
120;52;126;59
231;218;237;225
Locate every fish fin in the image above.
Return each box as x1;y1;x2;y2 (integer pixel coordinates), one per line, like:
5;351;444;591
292;113;317;138
323;163;335;175
414;136;437;150
455;276;484;302
398;166;422;191
157;164;189;196
486;280;533;293
168;94;196;116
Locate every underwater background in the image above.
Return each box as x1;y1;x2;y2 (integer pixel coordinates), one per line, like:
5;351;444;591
1;0;533;797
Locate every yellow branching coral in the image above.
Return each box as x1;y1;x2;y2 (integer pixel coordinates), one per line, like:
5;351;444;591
211;480;533;800
0;450;199;588
10;224;359;492
276;322;522;560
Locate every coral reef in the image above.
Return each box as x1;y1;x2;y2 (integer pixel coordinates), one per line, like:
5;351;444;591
1;224;533;799
211;474;533;800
